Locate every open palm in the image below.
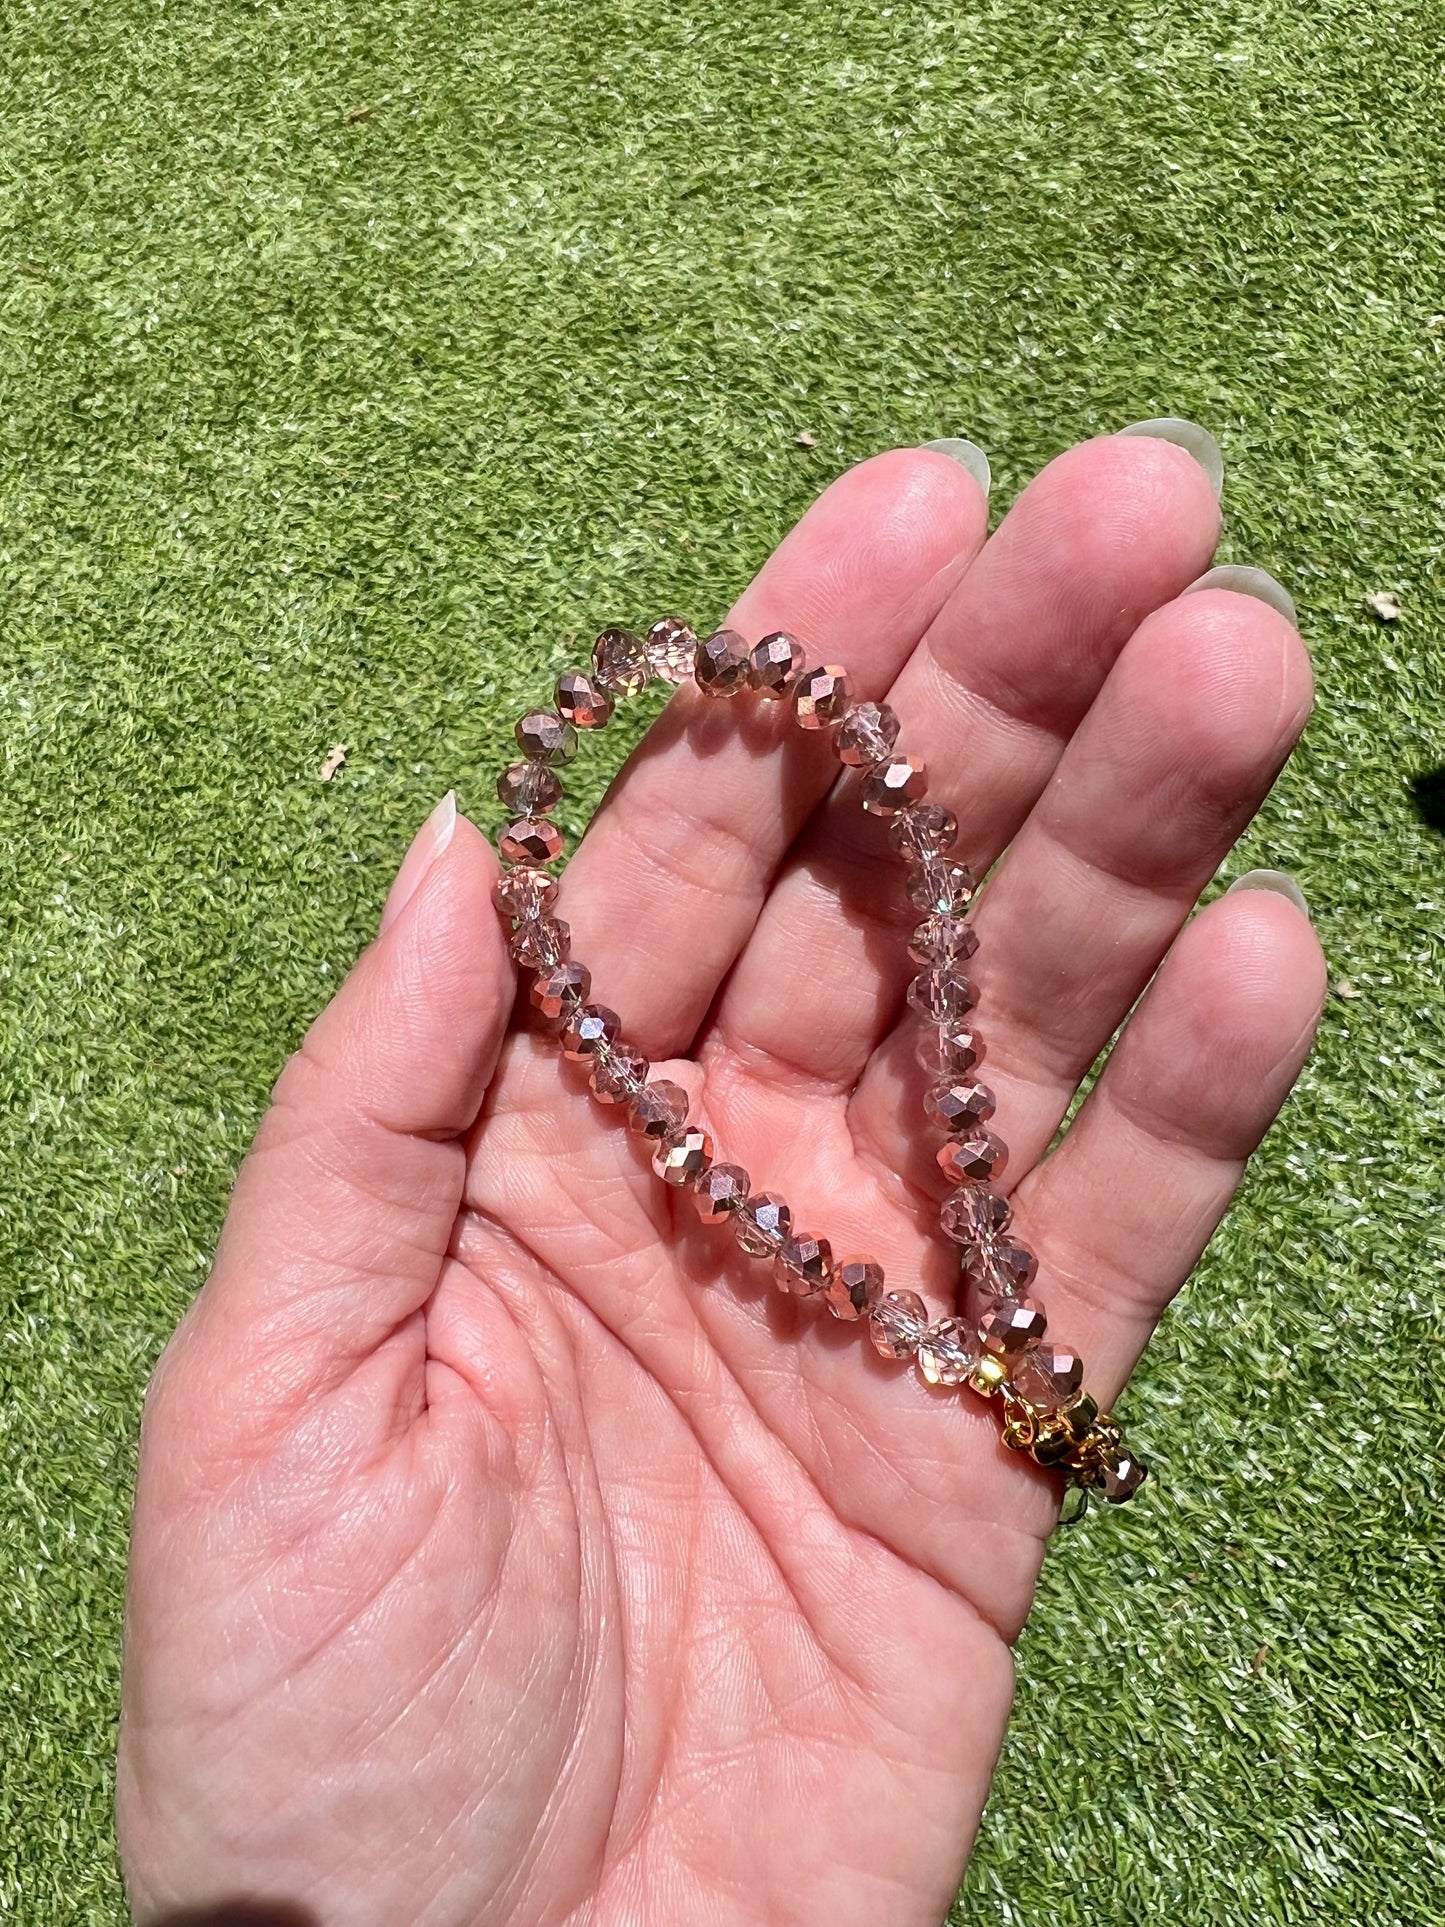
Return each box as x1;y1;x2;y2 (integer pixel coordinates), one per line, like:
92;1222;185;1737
118;434;1324;1927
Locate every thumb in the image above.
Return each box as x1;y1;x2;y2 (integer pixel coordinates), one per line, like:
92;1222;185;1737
160;795;514;1444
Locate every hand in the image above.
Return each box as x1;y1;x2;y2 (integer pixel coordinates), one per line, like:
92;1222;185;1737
117;434;1324;1927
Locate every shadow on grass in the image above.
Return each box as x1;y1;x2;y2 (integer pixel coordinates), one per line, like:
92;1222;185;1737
1410;765;1445;835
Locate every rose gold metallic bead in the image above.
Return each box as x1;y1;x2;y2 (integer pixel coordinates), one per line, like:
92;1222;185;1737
860;755;928;817
924;1078;996;1134
645;615;698;684
977;1294;1047;1358
749;631;806;695
628;1079;691;1139
560;1002;620;1060
834;701;900;768
868;1288;929;1361
530;960;591;1024
937;1130;1008;1186
493;865;558;920
694;628;752;696
515;708;578;765
592;627;650;696
907;966;978;1023
908;916;979;968
510;917;570;969
906;856;976;916
939;1186;1011;1248
793;664;850;728
693;1162;751;1220
965;1238;1038;1299
916;1317;980;1386
824;1256;884;1321
735;1191;792;1256
1011;1342;1084;1411
1098;1448;1148;1502
590;1042;650;1104
555;669;614;729
497;759;563;815
499;816;564;866
889;802;958;860
775;1233;833;1296
915;1020;985;1078
653;1125;714;1184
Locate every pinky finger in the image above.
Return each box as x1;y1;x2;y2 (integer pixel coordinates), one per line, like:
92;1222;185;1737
1012;885;1327;1406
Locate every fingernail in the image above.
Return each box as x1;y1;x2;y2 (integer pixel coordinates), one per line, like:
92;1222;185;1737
1226;868;1310;920
1184;564;1296;625
921;437;991;496
380;791;457;933
1118;417;1224;497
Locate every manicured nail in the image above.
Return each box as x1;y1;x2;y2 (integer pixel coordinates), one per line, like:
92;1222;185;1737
1118;417;1224;497
1184;564;1296;625
921;437;991;496
380;791;457;933
1226;868;1310;919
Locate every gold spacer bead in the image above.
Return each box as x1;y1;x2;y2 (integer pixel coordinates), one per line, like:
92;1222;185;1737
1057;1391;1099;1443
1028;1413;1079;1467
968;1354;1010;1398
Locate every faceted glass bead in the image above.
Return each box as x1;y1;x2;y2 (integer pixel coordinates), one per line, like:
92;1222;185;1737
499;816;564;866
1098;1449;1148;1503
775;1233;834;1296
530;959;591;1024
834;701;900;768
924;1078;996;1135
907;966;978;1023
793;664;850;728
965;1238;1039;1299
907;856;977;916
560;1002;620;1060
497;759;563;815
693;1162;751;1220
653;1125;714;1185
592;626;650;696
694;628;752;696
590;1042;650;1105
555;669;614;730
977;1294;1047;1358
937;1130;1008;1186
860;756;928;818
868;1288;929;1361
628;1079;691;1138
645;615;698;683
493;865;558;920
749;631;806;696
908;915;979;968
915;1020;985;1078
515;708;579;765
889;802;959;861
735;1191;793;1256
1011;1342;1085;1411
510;916;570;970
939;1186;1012;1248
916;1317;980;1387
824;1256;884;1321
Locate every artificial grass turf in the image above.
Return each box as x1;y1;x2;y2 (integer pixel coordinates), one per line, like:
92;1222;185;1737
2;0;1443;1917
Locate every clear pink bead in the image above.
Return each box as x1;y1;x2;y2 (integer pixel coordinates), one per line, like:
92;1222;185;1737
908;916;978;968
834;701;900;768
749;632;806;695
592;627;649;696
907;966;978;1023
915;1020;985;1078
499;816;564;866
1011;1342;1084;1410
860;756;928;817
907;857;977;916
555;669;614;729
515;708;578;764
965;1238;1038;1299
793;665;850;728
560;1003;620;1060
510;917;570;969
735;1191;792;1256
530;960;590;1023
868;1288;929;1360
693;1163;751;1220
939;1187;1011;1248
824;1256;884;1321
694;629;752;695
889;803;958;860
645;615;698;683
977;1294;1047;1358
653;1125;713;1184
628;1080;691;1139
937;1130;1008;1186
775;1234;833;1296
916;1317;979;1386
493;866;558;920
590;1043;650;1104
497;759;563;814
924;1079;996;1134
1099;1449;1148;1502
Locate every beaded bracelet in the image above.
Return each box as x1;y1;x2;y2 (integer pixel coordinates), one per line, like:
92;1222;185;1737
489;617;1147;1522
